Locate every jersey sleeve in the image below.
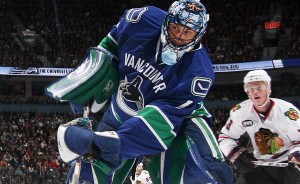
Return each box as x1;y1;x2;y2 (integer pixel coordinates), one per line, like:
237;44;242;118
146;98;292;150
218;105;247;156
285;105;300;154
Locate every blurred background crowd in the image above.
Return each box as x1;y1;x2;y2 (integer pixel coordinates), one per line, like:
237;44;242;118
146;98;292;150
0;0;299;183
0;0;299;68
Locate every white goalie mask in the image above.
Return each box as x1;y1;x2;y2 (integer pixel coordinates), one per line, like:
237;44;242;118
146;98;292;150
161;0;209;65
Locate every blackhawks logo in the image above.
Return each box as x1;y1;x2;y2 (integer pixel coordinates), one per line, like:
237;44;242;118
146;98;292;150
232;104;241;112
284;108;299;121
255;128;284;155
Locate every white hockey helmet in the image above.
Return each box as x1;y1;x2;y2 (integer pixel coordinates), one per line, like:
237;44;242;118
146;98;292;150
243;69;271;92
160;0;209;65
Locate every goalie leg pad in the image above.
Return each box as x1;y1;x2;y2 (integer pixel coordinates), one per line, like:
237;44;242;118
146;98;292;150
66;158;136;184
146;136;234;184
185;138;234;184
67;160;99;184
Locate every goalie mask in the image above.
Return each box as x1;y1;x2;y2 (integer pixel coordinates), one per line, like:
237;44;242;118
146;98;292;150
161;0;209;65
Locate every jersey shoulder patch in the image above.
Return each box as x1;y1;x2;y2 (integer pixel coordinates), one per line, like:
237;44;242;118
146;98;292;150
191;77;212;97
126;7;148;23
231;104;241;112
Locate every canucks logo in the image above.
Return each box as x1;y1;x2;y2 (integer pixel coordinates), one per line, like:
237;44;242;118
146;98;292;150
116;76;145;116
126;7;148;23
186;1;203;13
191;77;212;97
284;108;299;121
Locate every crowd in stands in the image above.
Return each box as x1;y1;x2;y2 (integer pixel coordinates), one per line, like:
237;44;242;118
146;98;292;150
201;0;268;63
0;112;74;183
276;0;300;59
0;9;43;68
0;111;106;184
1;0;131;68
0;0;299;68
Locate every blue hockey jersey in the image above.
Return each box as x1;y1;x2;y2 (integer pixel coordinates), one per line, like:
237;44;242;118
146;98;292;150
98;6;215;159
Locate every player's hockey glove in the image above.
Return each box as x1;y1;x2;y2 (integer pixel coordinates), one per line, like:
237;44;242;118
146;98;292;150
288;151;300;171
227;146;257;174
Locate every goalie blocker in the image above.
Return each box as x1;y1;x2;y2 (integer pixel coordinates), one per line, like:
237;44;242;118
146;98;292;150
57;125;122;171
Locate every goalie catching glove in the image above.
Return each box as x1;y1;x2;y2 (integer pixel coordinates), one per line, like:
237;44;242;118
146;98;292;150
45;47;119;107
227;146;257;174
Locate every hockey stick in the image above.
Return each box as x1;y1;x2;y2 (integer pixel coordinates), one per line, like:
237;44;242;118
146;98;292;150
252;161;288;167
252;161;300;171
72;159;82;184
71;106;90;184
